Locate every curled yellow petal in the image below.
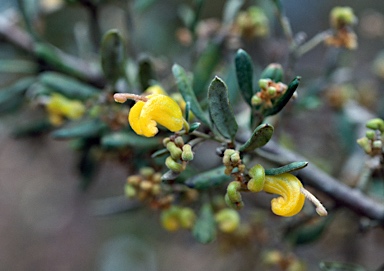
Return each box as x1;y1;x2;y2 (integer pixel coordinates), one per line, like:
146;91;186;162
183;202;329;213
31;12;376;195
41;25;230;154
128;94;184;137
263;173;305;217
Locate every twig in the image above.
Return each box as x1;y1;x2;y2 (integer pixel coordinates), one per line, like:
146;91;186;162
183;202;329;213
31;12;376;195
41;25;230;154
259;141;384;224
0;9;105;87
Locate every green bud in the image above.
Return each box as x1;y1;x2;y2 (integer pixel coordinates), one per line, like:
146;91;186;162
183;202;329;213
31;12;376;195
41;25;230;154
174;136;184;148
139;167;155;179
230;152;241;163
163;137;171;147
251;95;262;106
225;193;244;210
166;142;183;160
357;137;372;154
330;6;357;29
247;164;265;192
165;156;184;172
226;181;243;209
366;118;384;133
373;140;382;149
267;86;277;96
179;207;196;229
365;130;376;140
161;207;180;231
260;63;284;82
181;144;194;161
258;78;270;89
215;209;240;233
124;184;136;198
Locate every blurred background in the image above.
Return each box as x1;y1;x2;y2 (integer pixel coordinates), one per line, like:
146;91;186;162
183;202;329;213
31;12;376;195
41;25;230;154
1;0;384;270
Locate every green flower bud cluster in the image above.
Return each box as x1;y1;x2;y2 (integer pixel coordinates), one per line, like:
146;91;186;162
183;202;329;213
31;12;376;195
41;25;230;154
163;136;194;172
235;6;269;39
330;6;357;29
357;118;384;156
125;167;173;209
251;79;288;108
223;149;245;175
161;206;196;231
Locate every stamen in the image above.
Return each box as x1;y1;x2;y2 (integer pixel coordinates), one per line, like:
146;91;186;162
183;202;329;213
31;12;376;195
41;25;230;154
113;93;148;103
300;187;328;216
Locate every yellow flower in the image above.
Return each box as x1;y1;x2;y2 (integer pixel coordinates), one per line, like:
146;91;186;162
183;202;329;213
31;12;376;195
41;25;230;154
263;173;305;217
114;92;184;137
46;93;85;126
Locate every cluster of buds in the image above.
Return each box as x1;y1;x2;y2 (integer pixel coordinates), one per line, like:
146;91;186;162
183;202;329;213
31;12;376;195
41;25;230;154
357;118;384;156
160;206;196;231
251;79;288;108
325;6;358;50
222;149;245;176
234;6;269;39
125;167;173;209
164;136;194;173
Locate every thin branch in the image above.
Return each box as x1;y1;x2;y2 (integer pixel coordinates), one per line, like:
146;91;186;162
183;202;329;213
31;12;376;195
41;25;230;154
0;9;105;87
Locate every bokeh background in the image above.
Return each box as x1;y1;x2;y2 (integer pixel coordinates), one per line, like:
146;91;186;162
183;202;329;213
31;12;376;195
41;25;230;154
1;0;384;270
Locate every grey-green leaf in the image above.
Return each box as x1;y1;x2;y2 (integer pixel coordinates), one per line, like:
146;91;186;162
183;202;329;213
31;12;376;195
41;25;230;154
185;166;231;190
101;131;160;149
235;49;254;106
101;29;127;84
239;123;274;152
52;119;106;139
39;72;100;100
172;64;210;126
319;261;366;271
208;76;238;140
138;56;155;91
192;203;217;244
265;161;308;175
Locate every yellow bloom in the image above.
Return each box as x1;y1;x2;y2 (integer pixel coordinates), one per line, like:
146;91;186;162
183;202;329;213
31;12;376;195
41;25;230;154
263;173;305;217
127;94;184;137
46;93;85;126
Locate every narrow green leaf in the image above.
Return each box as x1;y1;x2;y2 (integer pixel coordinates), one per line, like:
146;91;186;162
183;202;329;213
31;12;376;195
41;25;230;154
51;119;106;139
192;203;217;244
208;76;238;140
12;119;52;138
263;76;300;117
319;261;366;271
101;131;160;149
192;42;222;99
189;122;201;133
265;161;308;175
235;49;254;106
138;56;155;91
239;123;274;152
172;64;210;126
0;77;35;115
101;29;127;84
151;148;169;158
223;0;245;25
185;166;231;189
39;72;100;100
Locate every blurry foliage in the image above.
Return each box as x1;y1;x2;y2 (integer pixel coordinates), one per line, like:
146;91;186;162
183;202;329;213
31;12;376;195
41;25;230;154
1;0;384;270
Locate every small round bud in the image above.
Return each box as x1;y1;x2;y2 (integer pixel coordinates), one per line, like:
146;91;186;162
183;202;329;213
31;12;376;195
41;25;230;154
247;164;265;192
127;175;141;186
373;140;382;149
258;79;270;89
151;184;161;195
179;208;196;229
215;208;240;233
174;136;184;148
139;167;155;179
124;184;136;198
163;137;171;147
251;95;262;106
357;137;372;154
366;118;384;133
267;86;277;96
365;130;376;140
166;142;183;160
230;152;241;163
161;208;180;231
140;180;153;191
152;172;162;183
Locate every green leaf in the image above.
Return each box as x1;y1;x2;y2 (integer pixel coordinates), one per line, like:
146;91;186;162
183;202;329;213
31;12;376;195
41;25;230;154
192;42;222;99
192;203;217;244
12;119;52;138
185;166;231;190
223;0;244;25
260;63;284;83
265;161;308;175
319;261;366;271
39;72;100;100
235;49;254;106
239;123;273;152
51;119;106;139
172;64;210;126
0;77;35;115
101;131;160;149
263;76;300;117
208;76;238;140
101;29;127;84
138;56;155;91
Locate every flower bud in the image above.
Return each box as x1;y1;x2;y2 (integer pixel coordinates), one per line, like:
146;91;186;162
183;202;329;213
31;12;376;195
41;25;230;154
181;144;194;161
165;156;184;172
258;78;270;89
161;208;180;231
139;167;155;179
247;164;265;192
140;180;153;191
179;208;196;229
127;175;141;186
365;130;375;140
251;95;262;106
366;118;384;133
230;152;241;163
124;184;136;197
215;209;240;233
166;142;183;160
174;136;184;148
330;6;357;29
226;181;244;210
357;137;372;154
